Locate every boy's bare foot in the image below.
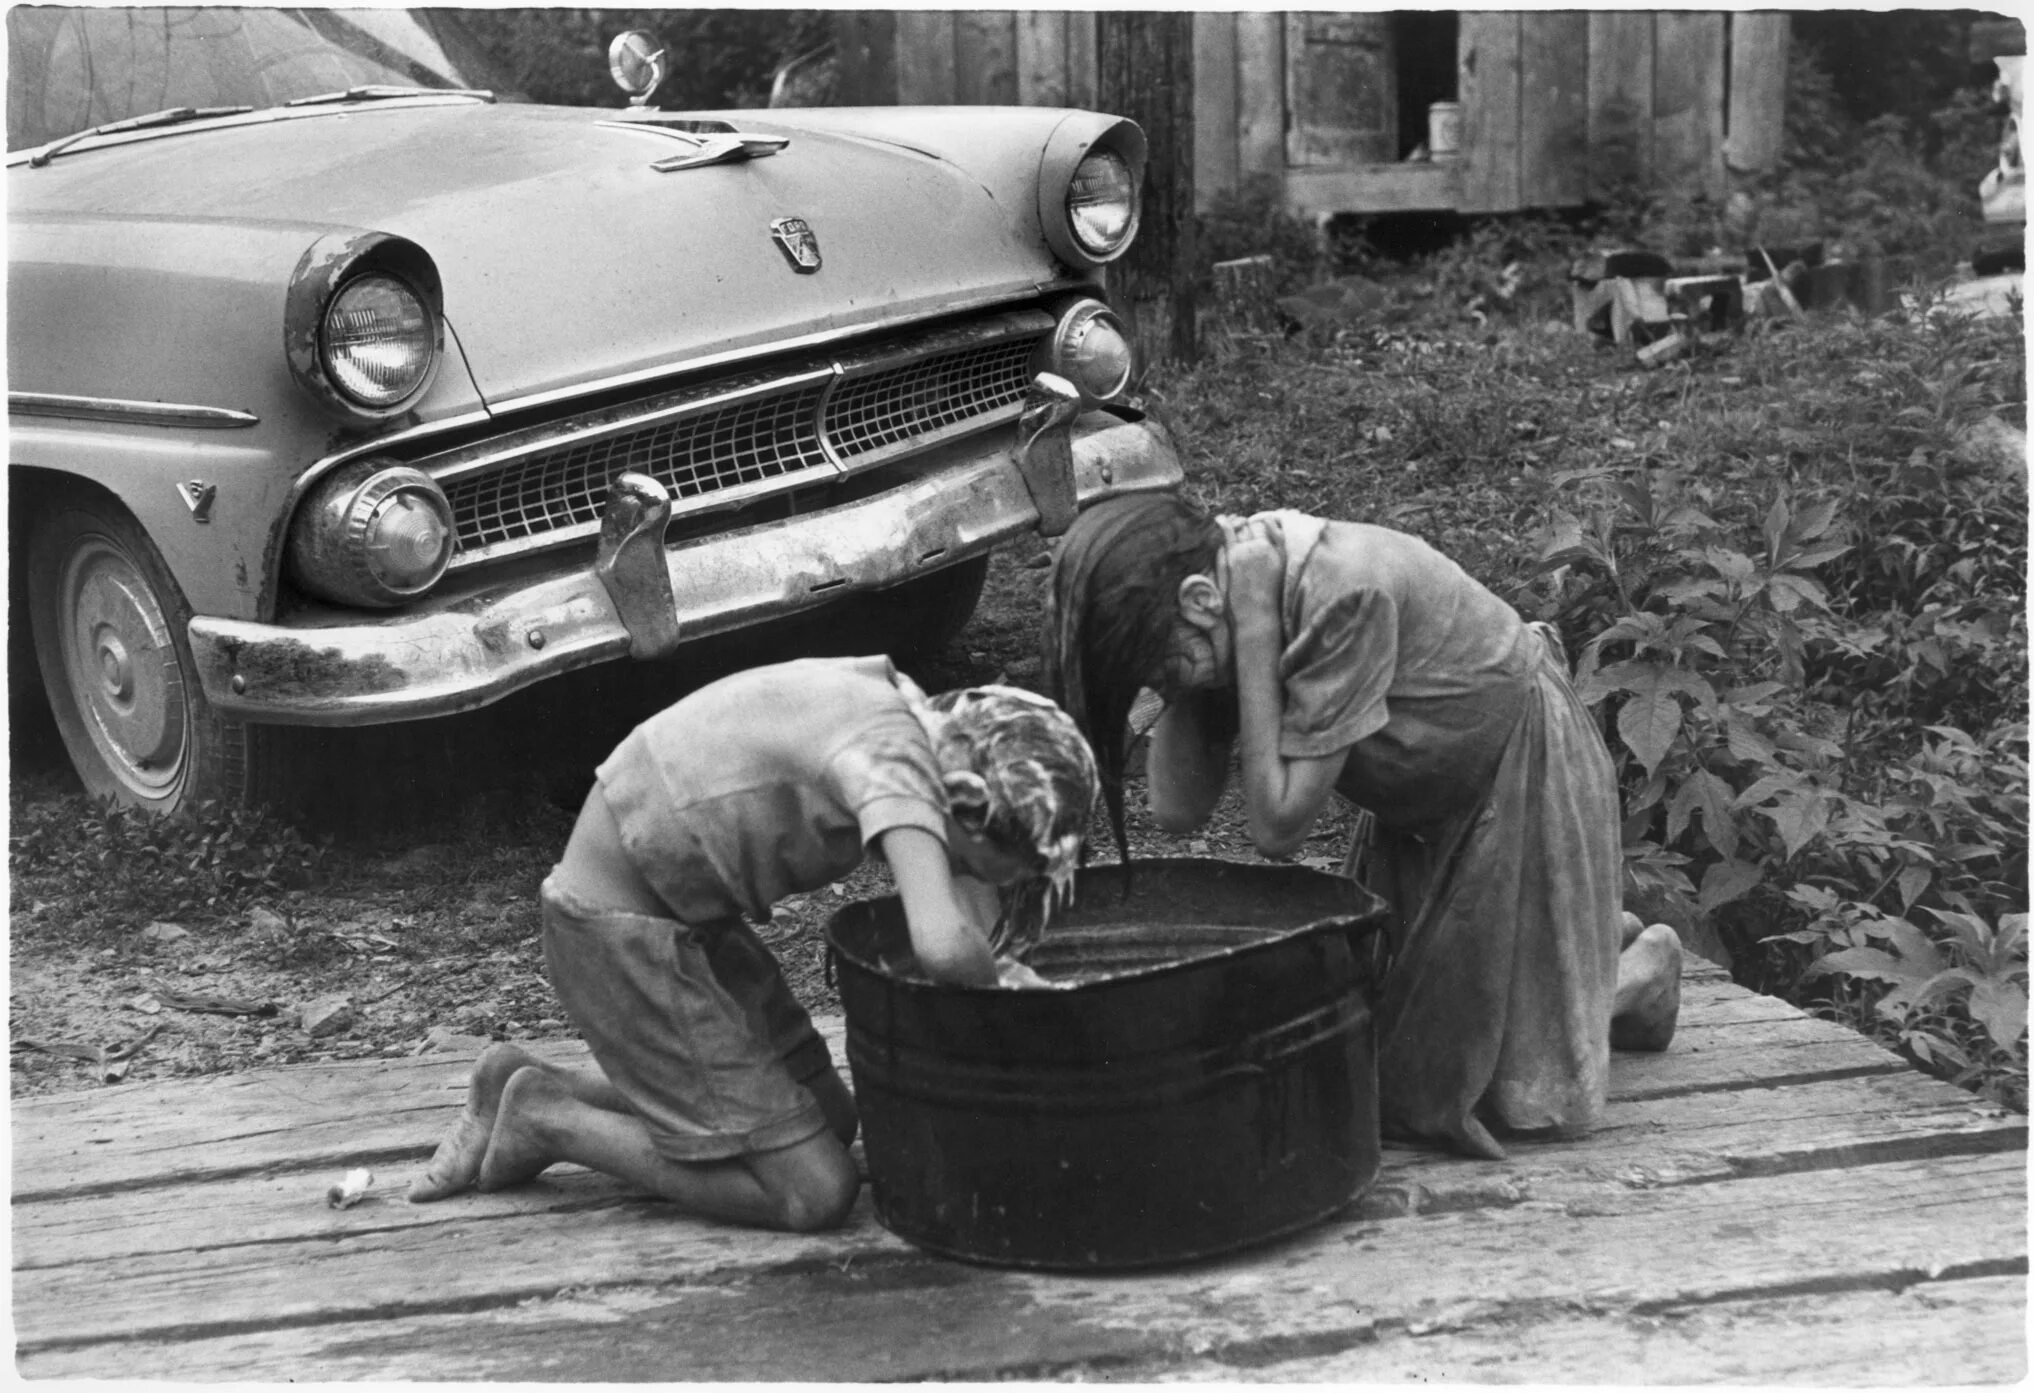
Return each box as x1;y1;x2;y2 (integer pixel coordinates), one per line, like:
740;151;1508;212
409;1043;546;1202
477;1067;568;1191
1611;923;1683;1052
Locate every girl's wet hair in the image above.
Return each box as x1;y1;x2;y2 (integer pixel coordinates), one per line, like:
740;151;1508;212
1042;494;1223;865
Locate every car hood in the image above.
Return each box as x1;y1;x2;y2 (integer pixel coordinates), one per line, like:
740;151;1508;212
12;101;1073;408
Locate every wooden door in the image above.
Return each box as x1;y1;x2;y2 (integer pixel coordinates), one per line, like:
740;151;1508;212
1284;12;1397;167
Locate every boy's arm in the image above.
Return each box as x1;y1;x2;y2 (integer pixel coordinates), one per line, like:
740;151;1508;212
1146;688;1232;831
1228;522;1350;858
877;825;1001;987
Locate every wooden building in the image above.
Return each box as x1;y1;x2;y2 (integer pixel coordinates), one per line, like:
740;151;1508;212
831;11;1792;216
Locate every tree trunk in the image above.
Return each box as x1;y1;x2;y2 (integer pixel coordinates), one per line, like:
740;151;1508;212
1095;13;1198;372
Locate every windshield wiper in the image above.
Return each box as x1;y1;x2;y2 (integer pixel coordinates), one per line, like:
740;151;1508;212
28;105;253;168
285;85;494;108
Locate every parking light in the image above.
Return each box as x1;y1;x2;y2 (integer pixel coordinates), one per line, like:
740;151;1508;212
290;461;455;607
1045;300;1135;402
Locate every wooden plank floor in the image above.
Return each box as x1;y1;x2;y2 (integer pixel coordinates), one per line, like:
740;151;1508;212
13;958;2027;1382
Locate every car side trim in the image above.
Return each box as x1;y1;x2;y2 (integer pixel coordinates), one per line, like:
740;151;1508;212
7;392;259;430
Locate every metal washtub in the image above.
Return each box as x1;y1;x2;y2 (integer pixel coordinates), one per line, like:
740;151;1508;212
826;859;1388;1270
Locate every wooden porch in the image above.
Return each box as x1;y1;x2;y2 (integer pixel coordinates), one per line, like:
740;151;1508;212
13;955;2027;1381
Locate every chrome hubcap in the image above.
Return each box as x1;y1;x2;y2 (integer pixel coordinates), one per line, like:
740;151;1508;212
62;538;187;796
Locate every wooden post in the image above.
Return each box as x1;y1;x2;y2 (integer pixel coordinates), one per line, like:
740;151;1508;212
1096;12;1199;371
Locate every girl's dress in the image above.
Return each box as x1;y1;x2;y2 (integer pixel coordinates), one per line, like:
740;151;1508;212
1261;511;1621;1160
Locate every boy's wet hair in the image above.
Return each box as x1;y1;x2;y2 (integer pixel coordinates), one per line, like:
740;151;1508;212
1041;494;1223;866
926;684;1099;950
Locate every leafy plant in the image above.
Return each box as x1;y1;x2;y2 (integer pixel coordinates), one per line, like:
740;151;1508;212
1528;293;2026;1103
9;794;327;935
1195;175;1335;296
1782;893;2028;1108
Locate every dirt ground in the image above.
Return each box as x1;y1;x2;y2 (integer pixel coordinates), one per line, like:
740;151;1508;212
9;540;1357;1100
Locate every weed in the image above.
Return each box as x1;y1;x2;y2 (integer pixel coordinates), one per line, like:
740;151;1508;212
9;793;327;939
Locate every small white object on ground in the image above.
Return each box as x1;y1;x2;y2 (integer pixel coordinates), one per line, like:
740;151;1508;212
326;1168;374;1209
301;996;356;1038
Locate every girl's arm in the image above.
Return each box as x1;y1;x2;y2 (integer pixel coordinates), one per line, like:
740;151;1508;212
1145;687;1232;832
1228;523;1351;858
878;826;1001;987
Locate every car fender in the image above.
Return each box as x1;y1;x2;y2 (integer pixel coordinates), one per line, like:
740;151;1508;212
8;214;486;620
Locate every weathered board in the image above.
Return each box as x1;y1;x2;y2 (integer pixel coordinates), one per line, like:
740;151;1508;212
828;11;1788;217
1726;11;1793;175
1457;11;1522;214
13;960;2026;1381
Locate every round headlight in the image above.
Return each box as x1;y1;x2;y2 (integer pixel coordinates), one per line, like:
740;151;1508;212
321;273;436;409
1067;149;1137;258
1046;300;1135;402
290;462;455;608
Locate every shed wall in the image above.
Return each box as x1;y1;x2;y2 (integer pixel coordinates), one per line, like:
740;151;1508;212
830;10;1789;216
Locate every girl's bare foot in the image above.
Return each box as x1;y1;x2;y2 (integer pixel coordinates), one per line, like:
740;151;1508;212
1619;910;1647;950
408;1043;546;1202
477;1067;568;1191
1611;923;1683;1052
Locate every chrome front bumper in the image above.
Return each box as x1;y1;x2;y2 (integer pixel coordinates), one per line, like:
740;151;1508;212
189;399;1179;726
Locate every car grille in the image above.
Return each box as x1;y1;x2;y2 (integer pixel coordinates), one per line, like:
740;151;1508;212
429;312;1049;568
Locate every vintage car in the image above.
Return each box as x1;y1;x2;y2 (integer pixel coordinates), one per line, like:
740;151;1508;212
7;8;1182;815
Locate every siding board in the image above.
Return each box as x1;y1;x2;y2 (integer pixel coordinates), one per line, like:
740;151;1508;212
1235;10;1285;194
1458;11;1522;212
1193;11;1241;212
1653;11;1726;197
895;10;957;105
954;11;1018;106
1725;12;1791;173
1016;10;1070;108
1518;10;1590;207
1067;11;1098;109
1587;10;1655;196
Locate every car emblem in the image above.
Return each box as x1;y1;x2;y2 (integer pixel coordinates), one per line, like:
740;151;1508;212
769;217;822;274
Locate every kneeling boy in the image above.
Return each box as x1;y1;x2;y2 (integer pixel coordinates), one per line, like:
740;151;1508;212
408;656;1097;1232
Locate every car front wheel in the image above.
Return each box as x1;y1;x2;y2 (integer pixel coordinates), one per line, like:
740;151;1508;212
26;494;275;815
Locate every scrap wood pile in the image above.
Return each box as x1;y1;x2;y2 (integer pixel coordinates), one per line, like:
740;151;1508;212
1567;242;1892;369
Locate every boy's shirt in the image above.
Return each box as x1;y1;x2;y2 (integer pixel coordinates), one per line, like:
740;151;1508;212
595;655;948;924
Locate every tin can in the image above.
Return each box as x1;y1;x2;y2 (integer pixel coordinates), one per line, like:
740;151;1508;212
1428;101;1463;160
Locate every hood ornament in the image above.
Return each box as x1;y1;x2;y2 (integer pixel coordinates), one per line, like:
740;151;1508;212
770;217;822;274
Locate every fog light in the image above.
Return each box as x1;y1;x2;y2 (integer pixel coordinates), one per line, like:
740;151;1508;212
290;461;455;607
